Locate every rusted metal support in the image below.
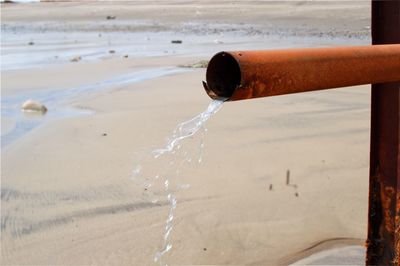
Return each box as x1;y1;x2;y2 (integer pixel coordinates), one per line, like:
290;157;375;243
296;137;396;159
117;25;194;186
367;1;400;265
203;45;400;101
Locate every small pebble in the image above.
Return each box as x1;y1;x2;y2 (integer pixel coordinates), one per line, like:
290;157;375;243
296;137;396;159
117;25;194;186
70;56;81;62
21;99;47;114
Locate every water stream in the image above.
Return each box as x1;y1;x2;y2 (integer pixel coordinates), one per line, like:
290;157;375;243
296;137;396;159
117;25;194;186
131;99;225;266
1;68;188;147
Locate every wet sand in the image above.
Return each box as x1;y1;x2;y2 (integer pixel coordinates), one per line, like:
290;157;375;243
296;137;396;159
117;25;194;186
2;1;370;265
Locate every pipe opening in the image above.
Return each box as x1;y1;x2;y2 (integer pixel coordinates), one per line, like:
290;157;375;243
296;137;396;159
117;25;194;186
206;52;241;98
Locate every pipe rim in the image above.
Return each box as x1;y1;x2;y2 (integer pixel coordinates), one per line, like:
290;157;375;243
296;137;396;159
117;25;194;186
205;52;241;99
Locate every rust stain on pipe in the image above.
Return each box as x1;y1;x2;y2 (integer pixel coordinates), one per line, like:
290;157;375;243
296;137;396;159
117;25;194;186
204;44;400;101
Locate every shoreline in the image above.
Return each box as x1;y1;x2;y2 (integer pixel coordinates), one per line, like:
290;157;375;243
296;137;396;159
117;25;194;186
1;66;188;147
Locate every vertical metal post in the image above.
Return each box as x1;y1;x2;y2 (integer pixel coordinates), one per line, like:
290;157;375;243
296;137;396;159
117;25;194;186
367;0;400;265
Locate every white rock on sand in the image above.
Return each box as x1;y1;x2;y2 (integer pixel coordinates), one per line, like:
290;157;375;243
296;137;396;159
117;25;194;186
21;99;48;113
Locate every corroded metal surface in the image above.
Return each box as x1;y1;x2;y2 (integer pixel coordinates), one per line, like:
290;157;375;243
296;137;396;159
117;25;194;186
204;45;400;101
367;0;400;265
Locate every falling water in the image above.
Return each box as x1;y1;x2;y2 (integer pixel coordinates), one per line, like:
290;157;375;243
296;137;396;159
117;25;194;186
131;99;225;266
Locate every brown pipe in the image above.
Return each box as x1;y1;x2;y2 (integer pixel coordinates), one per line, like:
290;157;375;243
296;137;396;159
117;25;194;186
203;44;400;101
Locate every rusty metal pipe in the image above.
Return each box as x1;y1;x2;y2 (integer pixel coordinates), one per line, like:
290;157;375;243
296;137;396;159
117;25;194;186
203;45;400;101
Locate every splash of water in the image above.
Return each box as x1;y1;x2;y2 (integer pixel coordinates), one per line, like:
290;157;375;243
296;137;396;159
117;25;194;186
131;99;225;265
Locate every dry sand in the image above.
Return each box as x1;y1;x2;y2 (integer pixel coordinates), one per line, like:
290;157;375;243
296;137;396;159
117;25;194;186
2;1;371;265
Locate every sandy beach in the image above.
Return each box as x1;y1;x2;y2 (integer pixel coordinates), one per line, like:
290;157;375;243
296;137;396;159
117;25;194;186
2;1;371;265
